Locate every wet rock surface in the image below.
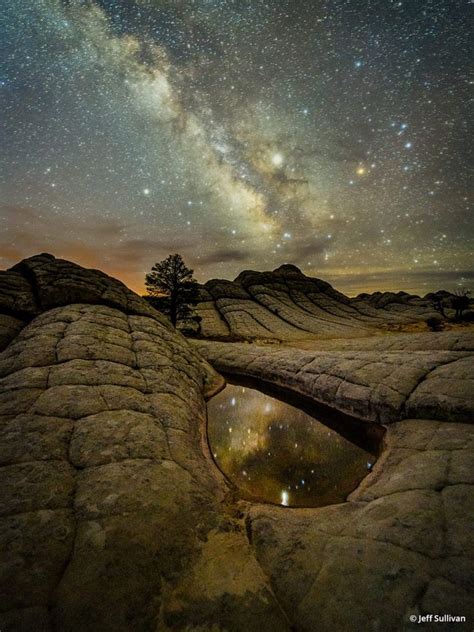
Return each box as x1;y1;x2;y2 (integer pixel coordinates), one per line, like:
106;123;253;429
0;255;473;631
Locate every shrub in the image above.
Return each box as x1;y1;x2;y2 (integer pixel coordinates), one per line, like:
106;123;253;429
426;316;444;332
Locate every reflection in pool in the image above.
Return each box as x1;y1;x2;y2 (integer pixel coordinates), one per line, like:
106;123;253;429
207;383;378;507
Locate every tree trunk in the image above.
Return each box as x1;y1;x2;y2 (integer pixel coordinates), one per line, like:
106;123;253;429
170;291;177;327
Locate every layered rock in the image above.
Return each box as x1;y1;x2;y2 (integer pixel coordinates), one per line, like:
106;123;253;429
1;255;473;632
194;264;446;341
355;288;459;314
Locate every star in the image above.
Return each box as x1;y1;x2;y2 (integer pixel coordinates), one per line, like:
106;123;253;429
272;153;284;167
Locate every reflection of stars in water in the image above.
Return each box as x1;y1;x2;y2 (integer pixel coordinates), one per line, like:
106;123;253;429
208;384;376;507
271;152;284;167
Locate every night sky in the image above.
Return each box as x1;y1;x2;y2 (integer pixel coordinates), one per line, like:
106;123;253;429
1;0;472;295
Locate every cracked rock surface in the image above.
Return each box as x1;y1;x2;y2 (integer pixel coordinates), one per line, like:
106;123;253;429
195;334;474;424
0;254;473;632
0;255;288;632
193;334;473;630
248;419;474;632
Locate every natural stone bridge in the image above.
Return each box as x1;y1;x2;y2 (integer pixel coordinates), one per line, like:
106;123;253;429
0;255;473;631
194;333;474;424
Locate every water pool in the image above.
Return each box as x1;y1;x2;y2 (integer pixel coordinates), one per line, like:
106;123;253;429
207;382;381;507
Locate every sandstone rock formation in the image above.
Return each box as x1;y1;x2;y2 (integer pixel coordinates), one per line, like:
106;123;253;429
354;288;455;312
194;333;474;630
194;264;448;341
1;255;473;631
249;418;474;632
0;255;287;631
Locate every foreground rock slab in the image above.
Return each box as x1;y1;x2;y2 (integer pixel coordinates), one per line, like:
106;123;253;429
249;418;474;632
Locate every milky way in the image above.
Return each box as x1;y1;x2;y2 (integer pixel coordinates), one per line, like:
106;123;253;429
1;0;472;294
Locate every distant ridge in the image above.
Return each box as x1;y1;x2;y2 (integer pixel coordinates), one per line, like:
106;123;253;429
194;265;453;341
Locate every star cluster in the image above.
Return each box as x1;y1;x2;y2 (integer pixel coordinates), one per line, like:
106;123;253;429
1;0;472;294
